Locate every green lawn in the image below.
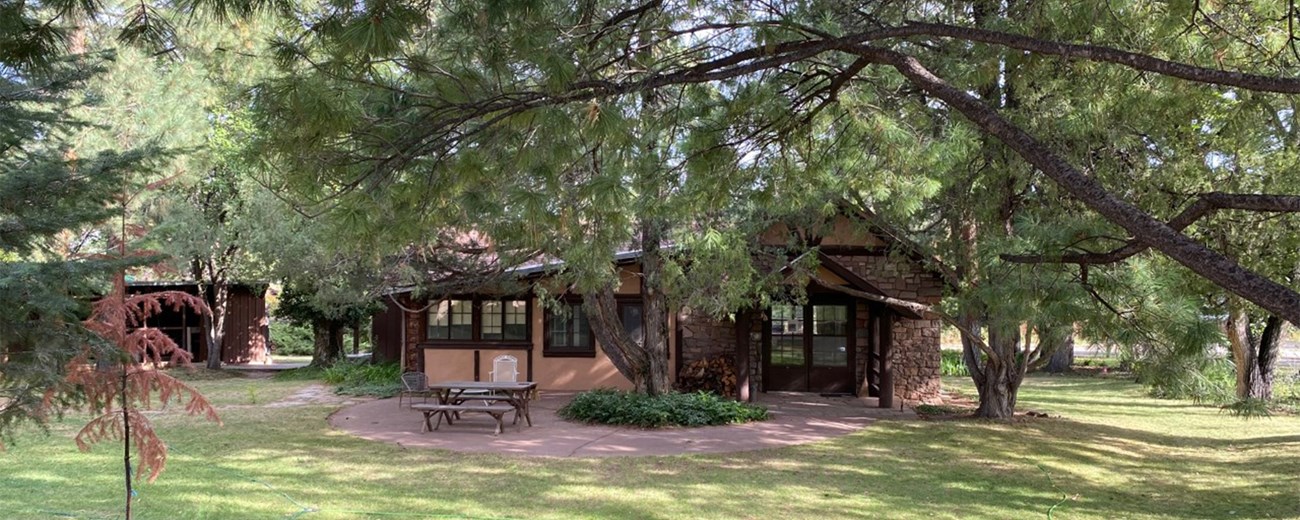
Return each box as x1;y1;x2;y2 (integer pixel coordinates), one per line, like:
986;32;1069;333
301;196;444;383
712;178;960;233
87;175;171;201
3;373;1298;520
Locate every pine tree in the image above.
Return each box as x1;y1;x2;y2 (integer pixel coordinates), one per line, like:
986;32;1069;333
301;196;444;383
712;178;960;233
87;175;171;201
2;0;221;505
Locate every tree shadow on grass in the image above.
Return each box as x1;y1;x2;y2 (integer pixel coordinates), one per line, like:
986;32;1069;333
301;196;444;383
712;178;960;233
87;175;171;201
5;395;1299;520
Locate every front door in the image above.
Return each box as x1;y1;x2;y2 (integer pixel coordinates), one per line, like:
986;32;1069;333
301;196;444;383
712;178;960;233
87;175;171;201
763;302;855;394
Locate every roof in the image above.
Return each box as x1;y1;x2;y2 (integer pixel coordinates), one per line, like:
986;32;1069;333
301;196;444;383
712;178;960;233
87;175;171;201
509;249;649;278
125;280;269;292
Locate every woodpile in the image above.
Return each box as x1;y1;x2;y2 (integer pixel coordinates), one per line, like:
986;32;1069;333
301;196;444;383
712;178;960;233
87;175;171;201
676;356;737;397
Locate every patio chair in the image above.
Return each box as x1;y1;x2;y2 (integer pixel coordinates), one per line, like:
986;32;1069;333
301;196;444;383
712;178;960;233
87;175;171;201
490;355;519;383
398;371;431;408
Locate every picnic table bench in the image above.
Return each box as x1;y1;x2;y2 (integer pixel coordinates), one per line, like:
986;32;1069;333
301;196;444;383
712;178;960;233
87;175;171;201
416;381;538;435
412;403;517;435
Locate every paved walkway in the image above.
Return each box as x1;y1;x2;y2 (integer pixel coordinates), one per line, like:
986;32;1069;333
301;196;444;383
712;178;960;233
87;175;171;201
328;392;913;457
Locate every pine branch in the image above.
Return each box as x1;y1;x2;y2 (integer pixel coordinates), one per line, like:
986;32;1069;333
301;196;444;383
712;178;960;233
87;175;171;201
1001;193;1300;265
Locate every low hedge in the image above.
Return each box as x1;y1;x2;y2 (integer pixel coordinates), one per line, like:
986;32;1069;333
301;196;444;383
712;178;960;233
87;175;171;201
558;388;768;428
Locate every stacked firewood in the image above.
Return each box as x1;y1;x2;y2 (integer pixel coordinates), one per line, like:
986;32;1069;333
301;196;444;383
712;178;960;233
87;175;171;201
676;356;737;396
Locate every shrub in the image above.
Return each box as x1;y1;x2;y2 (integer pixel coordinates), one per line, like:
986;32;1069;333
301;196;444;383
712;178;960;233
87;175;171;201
558;389;768;428
269;321;314;356
1133;351;1234;404
273;366;324;381
1275;372;1300;414
1221;398;1271;419
940;349;968;376
914;403;971;418
318;360;402;397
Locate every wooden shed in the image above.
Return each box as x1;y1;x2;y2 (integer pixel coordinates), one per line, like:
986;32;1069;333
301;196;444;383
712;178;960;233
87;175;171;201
126;281;271;365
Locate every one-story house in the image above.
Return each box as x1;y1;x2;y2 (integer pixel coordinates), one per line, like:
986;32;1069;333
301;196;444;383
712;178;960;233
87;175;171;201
372;214;947;407
127;281;271;364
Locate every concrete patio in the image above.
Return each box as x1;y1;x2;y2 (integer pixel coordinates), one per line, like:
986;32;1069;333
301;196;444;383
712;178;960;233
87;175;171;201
328;392;914;457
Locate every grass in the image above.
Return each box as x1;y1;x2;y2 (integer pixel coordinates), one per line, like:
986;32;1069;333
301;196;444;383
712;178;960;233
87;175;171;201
3;373;1299;519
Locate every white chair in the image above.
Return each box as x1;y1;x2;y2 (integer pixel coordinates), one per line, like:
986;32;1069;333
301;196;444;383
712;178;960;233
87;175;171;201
487;355;524;420
490;355;519;383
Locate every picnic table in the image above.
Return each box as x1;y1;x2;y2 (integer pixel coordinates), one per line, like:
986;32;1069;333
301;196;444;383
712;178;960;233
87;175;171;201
413;381;538;435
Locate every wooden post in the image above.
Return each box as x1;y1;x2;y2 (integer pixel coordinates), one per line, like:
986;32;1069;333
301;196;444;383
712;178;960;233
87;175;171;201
859;308;878;398
878;310;894;409
735;309;753;402
352;322;361;355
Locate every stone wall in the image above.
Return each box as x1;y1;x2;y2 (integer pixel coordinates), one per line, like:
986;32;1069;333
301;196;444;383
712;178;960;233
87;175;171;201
675;274;943;404
854;301;871;395
678;310;735;364
831;254;944;305
832;253;944;404
892;317;942;403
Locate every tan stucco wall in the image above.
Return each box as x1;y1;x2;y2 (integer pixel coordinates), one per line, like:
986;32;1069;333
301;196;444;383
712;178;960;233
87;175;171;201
424;349;474;382
616;263;641;294
420;272;677;392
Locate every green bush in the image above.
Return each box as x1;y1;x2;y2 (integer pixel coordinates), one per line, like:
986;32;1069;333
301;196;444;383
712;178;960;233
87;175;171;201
558;389;768;428
1273;372;1300;414
321;360;402;397
269;321;315;356
1133;351;1234;404
940;349;968;376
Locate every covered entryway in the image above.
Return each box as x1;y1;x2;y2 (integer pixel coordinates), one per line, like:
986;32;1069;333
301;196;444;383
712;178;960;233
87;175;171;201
762;301;856;394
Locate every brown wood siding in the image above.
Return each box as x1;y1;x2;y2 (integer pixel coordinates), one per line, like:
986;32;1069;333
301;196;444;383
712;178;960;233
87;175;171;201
371;297;404;363
221;285;269;364
124;282;268;365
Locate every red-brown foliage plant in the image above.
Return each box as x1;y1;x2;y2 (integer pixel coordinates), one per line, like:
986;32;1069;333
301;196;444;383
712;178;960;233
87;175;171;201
53;273;221;482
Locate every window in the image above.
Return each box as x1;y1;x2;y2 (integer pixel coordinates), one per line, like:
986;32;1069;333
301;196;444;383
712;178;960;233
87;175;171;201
619;302;643;345
811;304;848;367
767;302;850;368
426;298;528;343
769;304;804;367
482;299;528;341
428;300;473;340
545;301;593;356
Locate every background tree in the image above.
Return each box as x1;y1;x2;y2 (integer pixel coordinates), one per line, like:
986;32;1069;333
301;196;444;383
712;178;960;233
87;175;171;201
0;52;130;438
226;0;1300;413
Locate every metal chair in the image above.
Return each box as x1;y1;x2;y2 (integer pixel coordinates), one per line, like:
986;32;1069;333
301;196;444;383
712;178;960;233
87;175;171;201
490;355;519;383
398;371;431;408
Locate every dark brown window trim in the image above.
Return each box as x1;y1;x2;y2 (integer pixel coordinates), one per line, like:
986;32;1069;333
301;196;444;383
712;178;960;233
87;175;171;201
542;297;596;358
817;245;889;256
541;350;597;358
420;341;532;351
422;295;532;344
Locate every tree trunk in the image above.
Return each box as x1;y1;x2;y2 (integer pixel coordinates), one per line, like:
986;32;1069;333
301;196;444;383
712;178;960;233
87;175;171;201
1043;337;1074;374
1225;303;1256;400
210;283;230;368
1227;305;1284;401
309;318;345;368
1256;315;1283;401
1036;325;1074;374
352;321;361;355
586;284;651;392
973;325;1027;418
197;280;229;370
639;217;671;396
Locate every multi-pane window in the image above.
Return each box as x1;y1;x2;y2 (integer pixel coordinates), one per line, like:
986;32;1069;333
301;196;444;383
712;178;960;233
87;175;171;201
482;300;529;341
546;302;593;355
620;302;644;345
769;304;804;367
427;300;473;340
427;298;528;342
769;303;849;367
811;305;848;366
